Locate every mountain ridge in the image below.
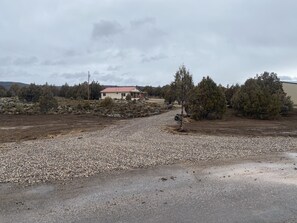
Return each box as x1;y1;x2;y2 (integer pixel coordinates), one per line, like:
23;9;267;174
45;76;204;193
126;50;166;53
0;81;28;90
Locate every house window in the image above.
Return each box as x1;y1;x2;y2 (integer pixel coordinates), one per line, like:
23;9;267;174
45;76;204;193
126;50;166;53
121;93;126;97
103;93;106;96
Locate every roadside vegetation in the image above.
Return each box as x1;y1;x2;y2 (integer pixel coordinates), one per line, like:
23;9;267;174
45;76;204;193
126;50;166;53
0;68;294;121
164;67;294;122
231;72;293;119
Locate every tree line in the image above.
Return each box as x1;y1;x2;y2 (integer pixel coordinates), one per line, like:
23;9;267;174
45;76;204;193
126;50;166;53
0;81;103;100
0;82;167;99
165;66;293;120
0;81;103;113
0;67;294;119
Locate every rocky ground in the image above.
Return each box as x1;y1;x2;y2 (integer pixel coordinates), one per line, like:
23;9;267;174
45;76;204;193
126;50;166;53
0;110;296;185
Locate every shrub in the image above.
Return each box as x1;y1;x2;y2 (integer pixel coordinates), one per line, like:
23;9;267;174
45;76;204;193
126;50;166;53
281;95;293;116
188;76;226;120
77;103;83;110
224;84;240;107
19;84;42;102
83;101;91;110
163;83;177;104
0;86;7;97
125;94;132;101
232;72;293;119
100;97;114;107
8;84;20;97
39;94;58;113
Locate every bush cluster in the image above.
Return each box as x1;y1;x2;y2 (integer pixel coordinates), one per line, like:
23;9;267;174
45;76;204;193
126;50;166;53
39;94;58;113
188;76;226;120
19;84;42;102
100;97;114;108
125;94;132;101
38;86;58;113
0;70;294;120
232;72;293;119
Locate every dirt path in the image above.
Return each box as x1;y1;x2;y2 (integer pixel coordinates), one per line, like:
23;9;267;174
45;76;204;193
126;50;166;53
0;110;296;184
0;114;117;143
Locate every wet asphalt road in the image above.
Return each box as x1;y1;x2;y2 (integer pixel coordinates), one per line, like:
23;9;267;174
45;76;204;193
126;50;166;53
1;152;297;223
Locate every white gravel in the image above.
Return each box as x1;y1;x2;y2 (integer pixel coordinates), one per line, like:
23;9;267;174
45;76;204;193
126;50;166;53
0;110;296;184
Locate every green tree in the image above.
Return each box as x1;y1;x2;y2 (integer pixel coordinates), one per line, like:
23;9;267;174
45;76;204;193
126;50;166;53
163;83;177;104
38;84;58;113
154;86;162;98
164;65;194;107
59;83;70;98
224;84;240;107
90;81;103;100
143;86;154;97
172;65;194;105
48;84;60;97
232;72;293;119
171;65;195;130
142;86;162;98
8;84;21;97
75;82;88;99
19;84;42;102
189;76;226;120
0;86;7;97
59;82;102;100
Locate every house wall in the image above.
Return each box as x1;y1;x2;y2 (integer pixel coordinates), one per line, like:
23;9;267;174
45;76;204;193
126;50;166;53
101;91;142;100
101;92;127;100
282;82;297;105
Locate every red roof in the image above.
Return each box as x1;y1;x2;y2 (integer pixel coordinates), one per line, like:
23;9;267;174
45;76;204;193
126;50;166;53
101;87;140;93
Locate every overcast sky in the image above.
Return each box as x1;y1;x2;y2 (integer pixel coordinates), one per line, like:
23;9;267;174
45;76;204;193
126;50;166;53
1;0;297;86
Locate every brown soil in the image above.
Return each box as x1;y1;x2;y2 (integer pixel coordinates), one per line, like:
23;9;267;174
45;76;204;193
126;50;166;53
0;114;118;143
1;109;297;144
172;109;297;137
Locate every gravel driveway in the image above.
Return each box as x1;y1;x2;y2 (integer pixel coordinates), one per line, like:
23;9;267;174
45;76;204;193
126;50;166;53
0;110;296;184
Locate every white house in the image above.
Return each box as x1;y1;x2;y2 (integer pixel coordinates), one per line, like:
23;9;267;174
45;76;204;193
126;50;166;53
282;81;297;105
100;86;144;100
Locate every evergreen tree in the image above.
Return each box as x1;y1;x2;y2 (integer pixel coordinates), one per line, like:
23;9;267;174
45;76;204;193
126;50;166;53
189;76;226;120
232;72;293;119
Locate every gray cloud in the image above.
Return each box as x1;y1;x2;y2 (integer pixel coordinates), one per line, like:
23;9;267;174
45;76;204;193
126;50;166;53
41;60;66;66
93;71;101;75
1;0;297;86
13;56;38;66
61;72;87;80
100;74;122;82
141;54;167;63
0;67;35;82
107;65;121;71
92;20;124;39
0;57;11;66
130;17;155;28
64;50;80;57
99;73;139;85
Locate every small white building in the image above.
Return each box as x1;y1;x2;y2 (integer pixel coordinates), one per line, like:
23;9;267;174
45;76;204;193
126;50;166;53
100;86;143;100
282;81;297;105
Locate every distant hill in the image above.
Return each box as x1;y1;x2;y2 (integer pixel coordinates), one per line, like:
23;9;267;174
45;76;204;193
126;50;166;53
0;81;28;90
0;82;150;90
